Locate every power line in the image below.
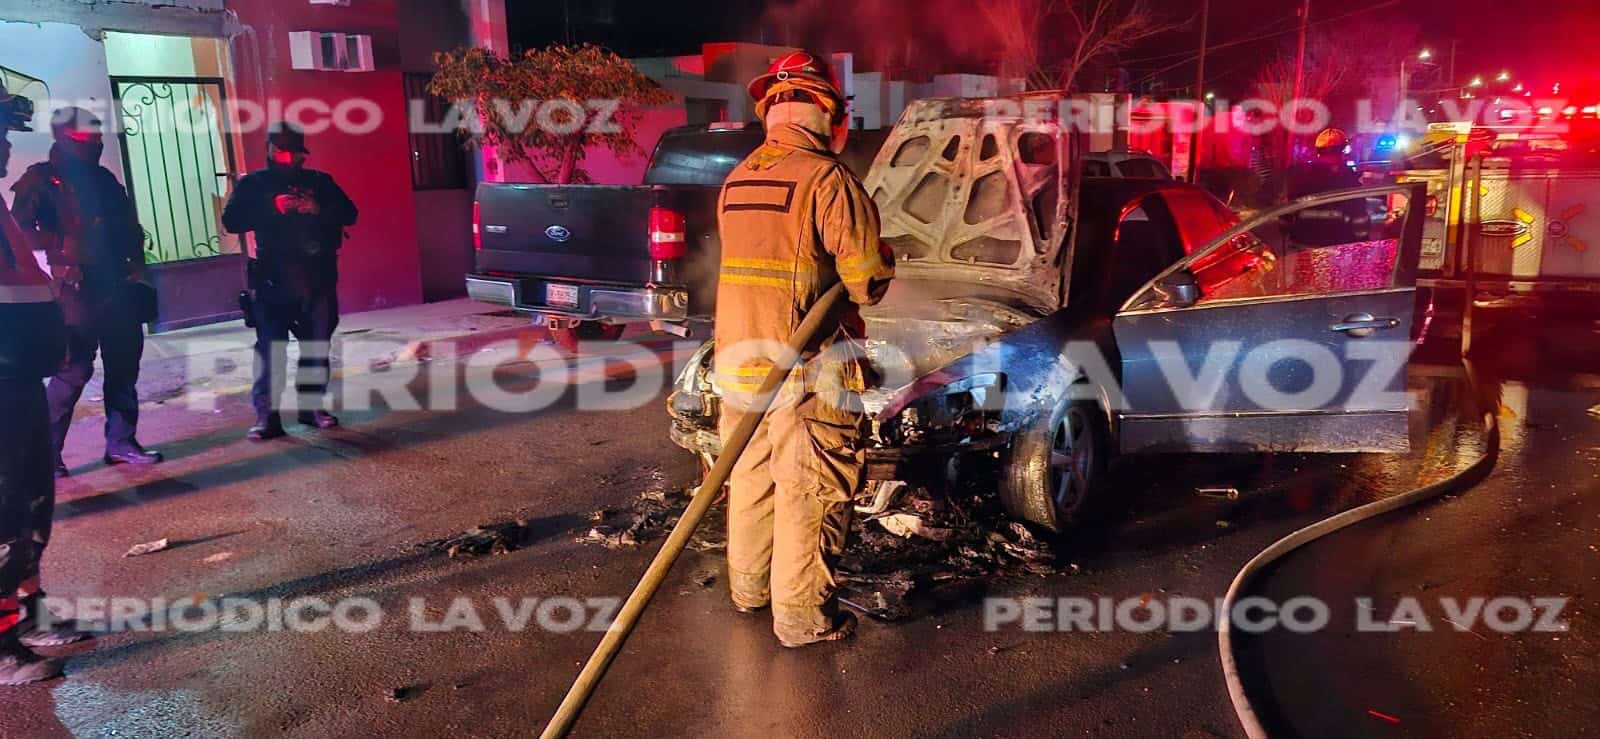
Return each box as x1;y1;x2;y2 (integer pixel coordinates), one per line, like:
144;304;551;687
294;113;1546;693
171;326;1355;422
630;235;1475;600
1130;0;1402;85
1120;14;1298;65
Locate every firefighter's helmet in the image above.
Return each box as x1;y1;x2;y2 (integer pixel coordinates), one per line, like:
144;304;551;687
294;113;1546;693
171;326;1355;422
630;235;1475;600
748;50;848;124
1314;128;1350;152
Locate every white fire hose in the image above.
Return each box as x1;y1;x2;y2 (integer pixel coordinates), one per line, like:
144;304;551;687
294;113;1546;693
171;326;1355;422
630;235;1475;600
1219;370;1502;738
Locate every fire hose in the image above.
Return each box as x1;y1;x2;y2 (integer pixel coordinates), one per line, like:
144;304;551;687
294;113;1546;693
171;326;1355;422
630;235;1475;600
541;283;850;739
1219;365;1502;738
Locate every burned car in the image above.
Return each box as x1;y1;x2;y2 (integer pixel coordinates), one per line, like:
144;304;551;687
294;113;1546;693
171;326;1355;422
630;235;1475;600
670;96;1427;533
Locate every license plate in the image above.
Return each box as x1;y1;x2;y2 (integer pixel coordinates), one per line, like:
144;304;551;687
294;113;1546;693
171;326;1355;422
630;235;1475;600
546;283;580;308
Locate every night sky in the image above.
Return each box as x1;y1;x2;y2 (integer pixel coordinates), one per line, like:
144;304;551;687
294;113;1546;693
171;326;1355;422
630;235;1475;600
506;0;1599;98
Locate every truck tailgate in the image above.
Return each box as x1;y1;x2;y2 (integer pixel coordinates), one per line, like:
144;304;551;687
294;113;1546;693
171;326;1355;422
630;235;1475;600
475;184;657;284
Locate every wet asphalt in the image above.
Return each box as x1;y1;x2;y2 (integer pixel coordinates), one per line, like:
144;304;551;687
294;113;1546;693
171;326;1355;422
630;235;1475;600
0;322;1592;738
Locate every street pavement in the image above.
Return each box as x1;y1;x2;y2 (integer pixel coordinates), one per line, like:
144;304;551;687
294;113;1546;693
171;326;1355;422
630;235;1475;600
0;308;1590;737
1239;336;1600;738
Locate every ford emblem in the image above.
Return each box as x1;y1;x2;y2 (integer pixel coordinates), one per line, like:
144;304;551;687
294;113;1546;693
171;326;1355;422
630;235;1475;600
545;225;572;242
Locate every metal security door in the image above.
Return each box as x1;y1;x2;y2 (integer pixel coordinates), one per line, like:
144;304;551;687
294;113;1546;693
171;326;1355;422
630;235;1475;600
111;76;246;330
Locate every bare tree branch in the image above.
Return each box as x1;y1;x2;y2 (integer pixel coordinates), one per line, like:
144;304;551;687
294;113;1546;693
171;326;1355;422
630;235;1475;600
1056;0;1184;92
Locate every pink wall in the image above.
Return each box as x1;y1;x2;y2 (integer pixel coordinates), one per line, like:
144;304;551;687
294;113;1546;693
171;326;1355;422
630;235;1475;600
226;0;424;312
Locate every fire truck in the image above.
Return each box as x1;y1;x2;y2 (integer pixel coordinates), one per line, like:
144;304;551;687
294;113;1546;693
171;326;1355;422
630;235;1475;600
1392;120;1600;344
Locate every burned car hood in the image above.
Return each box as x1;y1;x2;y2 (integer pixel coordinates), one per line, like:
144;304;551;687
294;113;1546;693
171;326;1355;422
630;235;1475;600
859;279;1042;412
863;97;1077;316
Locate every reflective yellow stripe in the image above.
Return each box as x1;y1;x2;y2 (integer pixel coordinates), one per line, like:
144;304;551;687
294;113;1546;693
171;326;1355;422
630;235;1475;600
719;256;816;290
836;252;892;284
723;365;775;376
722;257;813;273
838;264;891;284
720;273;798;289
715;362;796;394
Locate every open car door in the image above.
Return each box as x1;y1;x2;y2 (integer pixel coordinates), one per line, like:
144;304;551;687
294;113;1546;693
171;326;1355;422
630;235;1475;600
1112;184;1427;454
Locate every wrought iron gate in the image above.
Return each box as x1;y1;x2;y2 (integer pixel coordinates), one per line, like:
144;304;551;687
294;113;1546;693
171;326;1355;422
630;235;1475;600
110;76;247;330
110;76;242;264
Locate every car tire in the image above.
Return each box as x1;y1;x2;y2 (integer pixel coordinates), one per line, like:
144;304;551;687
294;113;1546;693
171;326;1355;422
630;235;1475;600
1000;400;1109;533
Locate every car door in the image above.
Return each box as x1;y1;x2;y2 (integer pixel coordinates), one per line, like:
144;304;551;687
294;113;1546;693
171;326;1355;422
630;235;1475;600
1112;184;1427;454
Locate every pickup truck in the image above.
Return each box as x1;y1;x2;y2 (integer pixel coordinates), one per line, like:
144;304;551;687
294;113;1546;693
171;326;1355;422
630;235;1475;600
465;122;886;339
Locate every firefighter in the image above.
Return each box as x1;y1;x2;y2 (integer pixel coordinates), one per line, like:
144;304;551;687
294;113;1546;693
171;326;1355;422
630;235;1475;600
1;83;80;685
1287;127;1361;199
716;51;895;648
223;122;357;440
10;108;162;476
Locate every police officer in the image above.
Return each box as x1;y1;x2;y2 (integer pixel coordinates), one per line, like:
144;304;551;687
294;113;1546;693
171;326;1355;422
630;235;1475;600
223;122;357;440
1287;128;1361;199
715;51;895;648
10;108;162;476
1;82;81;685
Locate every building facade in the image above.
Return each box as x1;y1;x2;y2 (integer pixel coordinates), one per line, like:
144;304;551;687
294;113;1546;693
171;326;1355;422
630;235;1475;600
1;0;488;328
1;0;1030;330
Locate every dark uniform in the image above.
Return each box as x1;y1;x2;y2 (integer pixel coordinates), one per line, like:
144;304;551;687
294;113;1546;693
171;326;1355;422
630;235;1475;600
10;130;155;471
1286;158;1362;199
0;282;65;658
222;134;357;433
2;81;77;683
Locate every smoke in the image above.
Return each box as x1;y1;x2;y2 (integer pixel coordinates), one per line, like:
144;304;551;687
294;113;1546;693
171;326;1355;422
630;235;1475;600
756;0;1027;79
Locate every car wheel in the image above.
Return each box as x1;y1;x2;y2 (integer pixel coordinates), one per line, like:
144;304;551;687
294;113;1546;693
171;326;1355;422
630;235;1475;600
1000;401;1108;533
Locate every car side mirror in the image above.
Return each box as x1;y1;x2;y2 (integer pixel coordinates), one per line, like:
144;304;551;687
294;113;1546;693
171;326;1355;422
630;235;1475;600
1152;270;1200;309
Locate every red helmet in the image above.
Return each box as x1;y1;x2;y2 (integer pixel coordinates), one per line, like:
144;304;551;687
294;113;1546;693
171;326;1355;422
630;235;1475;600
747;50;845;104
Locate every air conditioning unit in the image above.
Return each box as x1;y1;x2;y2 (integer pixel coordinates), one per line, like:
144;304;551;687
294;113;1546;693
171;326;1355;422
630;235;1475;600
288;31;375;72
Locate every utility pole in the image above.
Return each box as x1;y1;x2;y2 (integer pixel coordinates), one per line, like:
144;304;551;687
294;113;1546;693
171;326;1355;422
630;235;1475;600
1189;0;1210;183
1447;39;1458;90
1283;0;1310;195
1399;58;1408;119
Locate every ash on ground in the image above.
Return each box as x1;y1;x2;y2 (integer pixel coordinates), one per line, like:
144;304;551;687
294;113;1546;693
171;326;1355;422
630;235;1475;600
578;484;1066;622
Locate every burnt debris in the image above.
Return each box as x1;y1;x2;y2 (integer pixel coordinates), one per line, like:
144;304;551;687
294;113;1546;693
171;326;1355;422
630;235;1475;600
577;483;1067;622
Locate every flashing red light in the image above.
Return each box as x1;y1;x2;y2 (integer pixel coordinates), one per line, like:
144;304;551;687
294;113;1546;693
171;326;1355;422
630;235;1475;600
472;201;483;251
1425;195;1439;217
648;206;687;260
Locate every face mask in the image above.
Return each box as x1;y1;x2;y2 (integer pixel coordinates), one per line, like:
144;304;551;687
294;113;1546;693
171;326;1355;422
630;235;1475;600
60;139;103;165
272;150;297;167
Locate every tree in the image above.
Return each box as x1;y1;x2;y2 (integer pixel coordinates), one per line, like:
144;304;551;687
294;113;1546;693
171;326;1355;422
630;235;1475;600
1252;21;1421;128
977;0;1181;92
429;44;673;184
977;0;1052;90
1055;0;1181;92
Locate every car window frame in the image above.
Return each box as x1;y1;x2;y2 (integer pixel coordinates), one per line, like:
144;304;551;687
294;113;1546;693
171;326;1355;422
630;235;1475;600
1118;183;1426;315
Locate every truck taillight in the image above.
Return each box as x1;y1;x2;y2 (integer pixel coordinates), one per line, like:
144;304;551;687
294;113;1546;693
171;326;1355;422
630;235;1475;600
472;201;483;251
648;206;687;260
